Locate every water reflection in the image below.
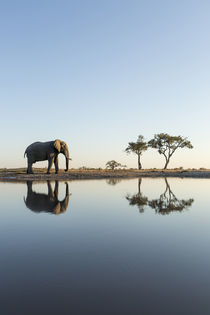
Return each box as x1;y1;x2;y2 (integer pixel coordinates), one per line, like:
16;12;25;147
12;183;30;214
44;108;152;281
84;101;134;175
1;178;210;314
126;179;148;213
24;181;70;215
126;178;194;215
148;178;194;215
106;178;122;186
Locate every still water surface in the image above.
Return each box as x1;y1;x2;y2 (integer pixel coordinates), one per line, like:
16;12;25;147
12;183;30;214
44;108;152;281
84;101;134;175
0;178;210;315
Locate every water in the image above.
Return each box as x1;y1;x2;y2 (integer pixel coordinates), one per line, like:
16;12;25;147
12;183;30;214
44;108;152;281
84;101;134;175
0;178;210;315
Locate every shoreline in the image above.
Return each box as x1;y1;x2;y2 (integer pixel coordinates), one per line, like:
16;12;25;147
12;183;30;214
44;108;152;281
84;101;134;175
1;168;210;181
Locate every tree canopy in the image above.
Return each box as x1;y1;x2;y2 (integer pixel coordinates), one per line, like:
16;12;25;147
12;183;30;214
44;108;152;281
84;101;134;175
106;160;126;170
148;133;193;169
125;135;148;169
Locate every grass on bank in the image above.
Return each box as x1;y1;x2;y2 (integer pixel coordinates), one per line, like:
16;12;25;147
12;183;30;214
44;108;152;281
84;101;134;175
0;167;209;175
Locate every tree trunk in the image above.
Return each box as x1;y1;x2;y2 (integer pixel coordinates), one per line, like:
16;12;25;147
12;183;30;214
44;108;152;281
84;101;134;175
138;154;142;170
164;158;170;169
138;178;142;194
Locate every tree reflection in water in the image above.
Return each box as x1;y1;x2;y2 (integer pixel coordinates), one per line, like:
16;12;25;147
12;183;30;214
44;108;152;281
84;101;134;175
106;178;122;186
148;178;194;215
126;179;148;213
126;178;194;215
24;181;70;215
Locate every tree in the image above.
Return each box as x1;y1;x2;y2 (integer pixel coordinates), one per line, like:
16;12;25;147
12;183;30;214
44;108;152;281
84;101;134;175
148;133;193;169
106;160;126;170
125;135;148;169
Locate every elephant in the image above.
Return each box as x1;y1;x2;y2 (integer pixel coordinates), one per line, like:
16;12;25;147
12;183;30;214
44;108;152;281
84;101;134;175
24;139;71;174
24;181;70;215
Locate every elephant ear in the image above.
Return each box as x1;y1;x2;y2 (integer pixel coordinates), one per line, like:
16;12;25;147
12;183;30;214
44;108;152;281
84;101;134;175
54;140;61;152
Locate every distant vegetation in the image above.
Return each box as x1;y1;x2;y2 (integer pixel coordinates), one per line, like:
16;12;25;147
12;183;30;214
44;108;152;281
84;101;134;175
106;160;126;170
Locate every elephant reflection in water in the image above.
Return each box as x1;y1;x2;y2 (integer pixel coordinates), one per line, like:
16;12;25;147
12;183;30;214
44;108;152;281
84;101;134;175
126;178;194;215
126;178;148;213
148;178;194;215
24;181;70;215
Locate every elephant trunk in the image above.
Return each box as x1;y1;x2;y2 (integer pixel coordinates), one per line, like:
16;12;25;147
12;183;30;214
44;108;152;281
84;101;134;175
64;148;70;171
65;157;69;172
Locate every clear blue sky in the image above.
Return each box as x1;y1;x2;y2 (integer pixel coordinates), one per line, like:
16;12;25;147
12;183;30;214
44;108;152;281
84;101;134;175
1;0;210;169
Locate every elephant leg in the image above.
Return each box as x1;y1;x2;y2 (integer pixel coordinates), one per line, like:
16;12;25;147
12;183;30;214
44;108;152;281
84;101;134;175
47;157;54;174
54;156;59;174
27;159;33;174
26;181;33;193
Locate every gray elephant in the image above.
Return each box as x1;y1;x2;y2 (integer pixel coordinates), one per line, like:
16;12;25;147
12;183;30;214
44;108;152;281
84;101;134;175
24;181;70;215
24;139;71;174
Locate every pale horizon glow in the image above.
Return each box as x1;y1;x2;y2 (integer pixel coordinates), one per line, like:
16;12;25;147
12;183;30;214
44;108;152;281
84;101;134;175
0;1;210;169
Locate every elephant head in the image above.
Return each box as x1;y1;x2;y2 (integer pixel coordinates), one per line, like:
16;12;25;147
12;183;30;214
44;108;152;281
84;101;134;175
54;139;70;172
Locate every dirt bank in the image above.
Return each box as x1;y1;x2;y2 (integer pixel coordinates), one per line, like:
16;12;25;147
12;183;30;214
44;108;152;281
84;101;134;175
0;168;210;181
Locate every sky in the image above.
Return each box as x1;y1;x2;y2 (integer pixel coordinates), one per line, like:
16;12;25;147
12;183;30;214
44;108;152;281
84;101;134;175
0;0;210;169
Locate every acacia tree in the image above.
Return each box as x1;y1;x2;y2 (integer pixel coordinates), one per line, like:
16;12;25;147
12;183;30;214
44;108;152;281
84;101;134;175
148;133;193;169
125;135;148;169
106;160;126;170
